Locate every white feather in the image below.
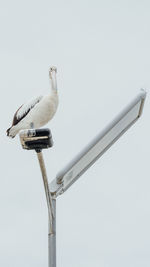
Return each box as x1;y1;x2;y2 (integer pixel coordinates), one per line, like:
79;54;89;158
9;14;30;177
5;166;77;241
8;92;58;137
17;95;43;119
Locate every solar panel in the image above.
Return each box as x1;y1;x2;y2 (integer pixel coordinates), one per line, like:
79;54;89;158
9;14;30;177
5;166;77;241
50;90;146;197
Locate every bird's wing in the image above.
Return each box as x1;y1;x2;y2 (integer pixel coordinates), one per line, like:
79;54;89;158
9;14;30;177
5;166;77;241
12;95;43;126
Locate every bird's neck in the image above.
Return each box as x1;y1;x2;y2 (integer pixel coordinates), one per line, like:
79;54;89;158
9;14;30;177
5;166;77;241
50;88;58;95
50;72;57;91
47;89;58;105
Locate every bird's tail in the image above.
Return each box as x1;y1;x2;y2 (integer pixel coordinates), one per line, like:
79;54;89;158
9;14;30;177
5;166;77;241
6;127;15;138
6;127;11;136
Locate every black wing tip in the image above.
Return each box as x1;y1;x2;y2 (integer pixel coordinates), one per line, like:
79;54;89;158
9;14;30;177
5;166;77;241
6;127;11;136
6;127;15;138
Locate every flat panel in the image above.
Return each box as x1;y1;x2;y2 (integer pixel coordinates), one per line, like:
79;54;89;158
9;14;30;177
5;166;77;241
50;90;146;197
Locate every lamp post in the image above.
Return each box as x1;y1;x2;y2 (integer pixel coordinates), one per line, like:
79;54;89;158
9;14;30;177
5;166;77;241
19;90;146;267
19;128;56;266
36;151;56;267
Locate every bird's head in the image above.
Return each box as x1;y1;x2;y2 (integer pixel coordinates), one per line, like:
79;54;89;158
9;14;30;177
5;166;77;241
49;66;57;78
49;66;57;91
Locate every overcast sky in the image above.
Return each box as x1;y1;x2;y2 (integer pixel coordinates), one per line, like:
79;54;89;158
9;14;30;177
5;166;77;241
0;1;150;266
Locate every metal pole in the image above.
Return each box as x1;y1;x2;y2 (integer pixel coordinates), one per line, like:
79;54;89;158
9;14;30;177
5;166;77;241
48;198;56;267
36;151;56;267
36;151;54;234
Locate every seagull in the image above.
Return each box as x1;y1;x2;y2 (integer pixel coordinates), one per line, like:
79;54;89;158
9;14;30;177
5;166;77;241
6;66;58;138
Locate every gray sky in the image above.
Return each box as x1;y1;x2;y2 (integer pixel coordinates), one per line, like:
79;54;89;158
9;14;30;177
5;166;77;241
0;0;150;266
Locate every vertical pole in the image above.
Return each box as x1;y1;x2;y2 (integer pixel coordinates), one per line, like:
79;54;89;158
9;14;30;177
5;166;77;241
36;151;56;267
48;198;56;267
36;151;54;233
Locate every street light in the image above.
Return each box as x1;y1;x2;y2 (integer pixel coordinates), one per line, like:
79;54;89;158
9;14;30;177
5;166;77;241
19;90;146;267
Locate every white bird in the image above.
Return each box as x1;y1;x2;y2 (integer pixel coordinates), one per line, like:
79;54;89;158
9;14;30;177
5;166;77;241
7;66;58;138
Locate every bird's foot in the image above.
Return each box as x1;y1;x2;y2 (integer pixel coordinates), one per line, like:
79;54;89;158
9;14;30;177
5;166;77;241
30;122;34;129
